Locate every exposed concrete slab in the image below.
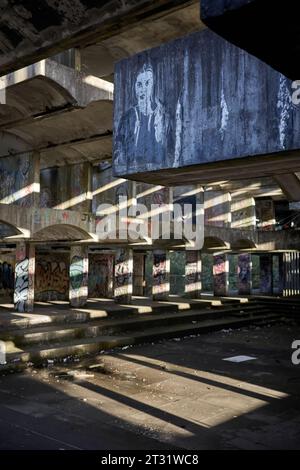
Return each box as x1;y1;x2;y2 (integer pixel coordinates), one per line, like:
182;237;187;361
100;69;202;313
0;0;197;76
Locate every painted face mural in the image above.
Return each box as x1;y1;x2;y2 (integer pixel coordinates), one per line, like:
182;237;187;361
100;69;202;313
114;63;174;172
135;68;154;116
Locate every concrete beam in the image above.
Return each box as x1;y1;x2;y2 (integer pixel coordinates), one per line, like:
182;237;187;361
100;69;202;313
0;1;195;76
113;29;300;185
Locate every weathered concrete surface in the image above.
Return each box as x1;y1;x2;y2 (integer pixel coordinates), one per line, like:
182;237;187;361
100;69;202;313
0;0;196;76
113;29;300;185
0;59;113;168
200;0;300;80
0;322;299;449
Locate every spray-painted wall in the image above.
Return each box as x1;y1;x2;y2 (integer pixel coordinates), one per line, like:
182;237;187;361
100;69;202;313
35;253;69;301
0;152;36;207
113;29;300;178
40;163;90;212
88;253;114;298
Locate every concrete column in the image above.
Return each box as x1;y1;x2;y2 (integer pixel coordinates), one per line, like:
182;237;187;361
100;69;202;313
237;253;252;295
33;151;40;208
213;253;229;296
284;252;300;296
278;254;284;296
69;246;89;307
133;253;145;296
260;254;273;295
152;249;170;301
114;248;133;303
185;250;202;298
14;242;35;312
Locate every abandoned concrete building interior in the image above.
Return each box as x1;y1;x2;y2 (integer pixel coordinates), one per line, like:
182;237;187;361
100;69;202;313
0;0;299;399
0;2;300;362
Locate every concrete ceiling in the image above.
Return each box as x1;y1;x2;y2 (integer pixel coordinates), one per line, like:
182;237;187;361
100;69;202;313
0;59;114;168
81;1;204;79
0;0;198;76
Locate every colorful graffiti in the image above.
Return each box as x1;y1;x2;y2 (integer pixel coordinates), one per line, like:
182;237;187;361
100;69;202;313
114;249;133;300
69;247;88;307
89;254;114;298
35;255;69;301
185;251;201;296
153;251;169;298
237;254;252;295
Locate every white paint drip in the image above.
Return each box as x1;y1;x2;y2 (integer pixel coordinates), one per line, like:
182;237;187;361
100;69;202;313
277;75;292;149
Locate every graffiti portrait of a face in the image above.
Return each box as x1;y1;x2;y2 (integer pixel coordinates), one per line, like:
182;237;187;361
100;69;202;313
135;66;154;115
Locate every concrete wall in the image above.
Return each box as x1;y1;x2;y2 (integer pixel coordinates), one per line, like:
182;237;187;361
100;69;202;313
40;163;91;212
0;254;15;300
113;29;300;178
204;191;231;227
0;152;36;207
35;253;69;301
88;253;114;298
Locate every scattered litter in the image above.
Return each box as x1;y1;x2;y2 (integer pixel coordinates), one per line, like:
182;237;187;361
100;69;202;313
122;346;130;350
192;321;197;324
223;355;257;363
47;359;54;365
173;338;181;342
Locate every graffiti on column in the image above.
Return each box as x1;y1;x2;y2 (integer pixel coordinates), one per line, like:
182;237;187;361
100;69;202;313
0;154;32;207
115;249;132;297
185;251;200;295
70;256;84;291
153;252;168;295
35;255;69;301
238;254;251;294
14;258;29;312
213;254;227;296
89;254;114;298
69;251;88;307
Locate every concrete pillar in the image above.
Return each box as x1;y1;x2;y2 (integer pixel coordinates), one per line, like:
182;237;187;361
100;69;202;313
237;253;252;295
284;252;300;296
114;248;133;303
260;254;273;295
69;246;89;307
33;151;40;207
185;250;202;298
152;249;170;301
278;254;284;296
133;253;145;296
14;242;35;312
213;253;229;296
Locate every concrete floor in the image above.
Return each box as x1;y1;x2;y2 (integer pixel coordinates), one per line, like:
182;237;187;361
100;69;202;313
0;321;300;450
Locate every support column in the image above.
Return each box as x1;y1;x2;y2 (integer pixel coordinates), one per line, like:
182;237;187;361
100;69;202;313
185;250;202;298
114;248;133;303
152;249;170;301
278;254;284;296
14;242;35;312
260;254;273;295
237;253;252;295
213;253;229;296
133;253;145;296
69;246;89;307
